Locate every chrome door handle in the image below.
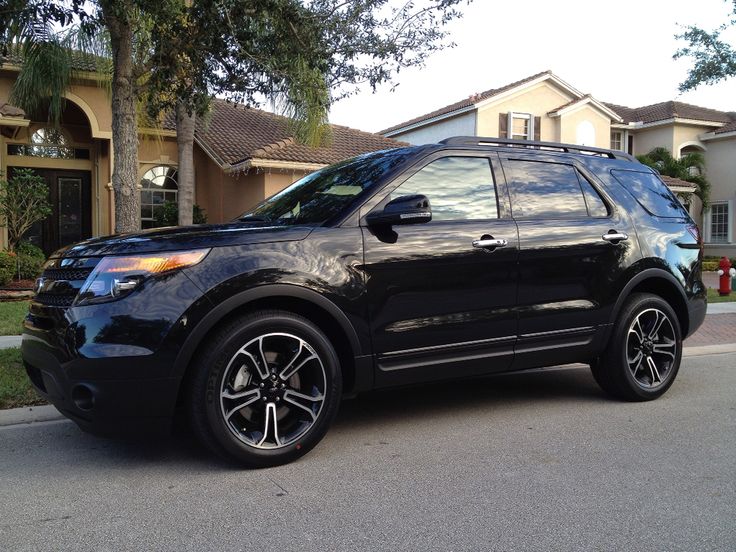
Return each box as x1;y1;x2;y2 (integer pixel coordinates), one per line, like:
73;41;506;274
472;238;508;249
602;232;628;243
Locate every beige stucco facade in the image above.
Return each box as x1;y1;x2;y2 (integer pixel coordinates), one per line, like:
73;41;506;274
0;67;312;254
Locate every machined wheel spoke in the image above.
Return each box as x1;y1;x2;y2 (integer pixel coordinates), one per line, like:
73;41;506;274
223;388;261;420
280;353;318;380
653;339;676;359
628;350;643;369
646;356;662;383
648;311;666;339
258;337;270;378
283;389;324;421
278;341;304;380
257;402;282;447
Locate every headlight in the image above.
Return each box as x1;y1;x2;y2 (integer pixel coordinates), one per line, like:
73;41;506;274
74;249;210;306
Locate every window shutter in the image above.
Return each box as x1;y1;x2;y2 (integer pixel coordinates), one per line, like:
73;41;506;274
534;117;541;141
499;113;508;138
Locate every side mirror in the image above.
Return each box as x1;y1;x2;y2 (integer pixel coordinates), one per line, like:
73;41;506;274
366;194;432;227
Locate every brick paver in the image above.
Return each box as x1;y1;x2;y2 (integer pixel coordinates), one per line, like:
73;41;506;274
685;313;736;347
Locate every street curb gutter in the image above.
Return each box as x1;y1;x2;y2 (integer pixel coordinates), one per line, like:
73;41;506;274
2;344;735;427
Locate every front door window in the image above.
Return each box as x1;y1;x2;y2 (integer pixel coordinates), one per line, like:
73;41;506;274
58;177;83;246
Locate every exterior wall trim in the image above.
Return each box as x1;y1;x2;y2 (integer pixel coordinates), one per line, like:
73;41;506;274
677;140;707;156
700;130;736;141
228;158;327;173
64;91;111;139
548;96;623;122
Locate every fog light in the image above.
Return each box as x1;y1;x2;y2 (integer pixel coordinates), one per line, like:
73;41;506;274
71;384;95;411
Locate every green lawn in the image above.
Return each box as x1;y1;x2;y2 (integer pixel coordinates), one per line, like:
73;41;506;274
0;347;45;409
707;287;736;303
0;301;28;336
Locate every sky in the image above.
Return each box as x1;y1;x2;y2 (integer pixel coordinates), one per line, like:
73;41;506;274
327;0;736;133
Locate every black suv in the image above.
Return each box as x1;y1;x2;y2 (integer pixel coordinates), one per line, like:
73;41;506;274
22;137;706;467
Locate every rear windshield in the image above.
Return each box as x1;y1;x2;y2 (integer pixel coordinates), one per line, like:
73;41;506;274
611;169;689;218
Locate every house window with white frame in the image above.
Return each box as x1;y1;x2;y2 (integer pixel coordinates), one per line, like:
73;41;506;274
610;130;623;151
710;202;730;243
509;112;533;140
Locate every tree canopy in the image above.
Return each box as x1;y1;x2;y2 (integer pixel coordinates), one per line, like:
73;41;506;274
674;0;736;91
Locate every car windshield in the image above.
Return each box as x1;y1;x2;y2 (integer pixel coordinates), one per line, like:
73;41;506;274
236;148;414;225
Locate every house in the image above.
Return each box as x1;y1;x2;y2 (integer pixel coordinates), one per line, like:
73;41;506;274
382;70;736;258
0;57;402;254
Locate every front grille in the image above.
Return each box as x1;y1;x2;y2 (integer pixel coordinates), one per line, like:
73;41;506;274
34;293;76;307
41;268;93;281
34;258;99;307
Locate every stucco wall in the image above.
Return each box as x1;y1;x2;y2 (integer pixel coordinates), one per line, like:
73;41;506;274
389;111;475;145
476;83;573;141
558;106;610;148
632;126;675;156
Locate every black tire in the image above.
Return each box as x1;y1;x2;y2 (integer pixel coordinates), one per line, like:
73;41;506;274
187;310;342;467
591;293;682;401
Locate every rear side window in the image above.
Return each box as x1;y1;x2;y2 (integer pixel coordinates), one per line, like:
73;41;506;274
395;156;498;220
504;160;588;218
611;169;688;218
578;173;609;217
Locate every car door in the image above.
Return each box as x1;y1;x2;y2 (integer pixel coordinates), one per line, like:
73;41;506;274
360;151;519;387
498;153;636;369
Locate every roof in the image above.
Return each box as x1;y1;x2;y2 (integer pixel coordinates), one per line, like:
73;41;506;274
1;49;104;73
659;175;697;193
0;103;25;118
168;100;406;170
380;70;553;135
604;100;734;125
547;94;623;122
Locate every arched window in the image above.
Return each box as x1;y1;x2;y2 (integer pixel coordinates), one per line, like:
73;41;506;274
140;166;178;229
11;127;76;158
575;121;596;146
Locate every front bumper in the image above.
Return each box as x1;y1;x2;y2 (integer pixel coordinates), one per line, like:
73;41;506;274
21;331;179;435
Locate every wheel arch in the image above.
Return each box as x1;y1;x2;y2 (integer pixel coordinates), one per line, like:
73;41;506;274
172;284;367;403
609;268;690;337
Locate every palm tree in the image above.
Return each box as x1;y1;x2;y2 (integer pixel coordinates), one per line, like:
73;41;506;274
637;147;710;212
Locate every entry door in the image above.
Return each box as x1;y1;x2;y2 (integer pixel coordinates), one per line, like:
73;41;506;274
11;168;92;255
360;152;519;387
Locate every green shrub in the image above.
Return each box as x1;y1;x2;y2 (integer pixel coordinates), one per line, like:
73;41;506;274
16;241;44;260
153;201;208;227
0;252;17;286
702;260;719;272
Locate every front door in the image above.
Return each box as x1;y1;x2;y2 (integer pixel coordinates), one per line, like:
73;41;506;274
11;168;92;255
360;152;519;387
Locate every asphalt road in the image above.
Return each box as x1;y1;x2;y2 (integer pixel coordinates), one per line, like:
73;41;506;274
1;353;734;552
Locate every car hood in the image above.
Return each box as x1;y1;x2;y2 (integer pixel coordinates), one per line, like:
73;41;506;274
52;223;314;258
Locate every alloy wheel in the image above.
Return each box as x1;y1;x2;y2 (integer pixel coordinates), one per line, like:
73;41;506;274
219;332;327;449
626;308;678;389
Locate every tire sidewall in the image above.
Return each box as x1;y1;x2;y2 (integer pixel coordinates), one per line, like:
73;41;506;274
202;313;342;466
615;294;682;400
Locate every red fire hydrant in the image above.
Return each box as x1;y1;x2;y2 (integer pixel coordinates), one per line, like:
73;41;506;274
718;257;735;296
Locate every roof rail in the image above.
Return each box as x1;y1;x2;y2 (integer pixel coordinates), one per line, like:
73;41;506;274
438;136;637;162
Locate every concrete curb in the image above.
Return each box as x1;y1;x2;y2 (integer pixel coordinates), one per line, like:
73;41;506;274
2;343;735;427
706;302;736;315
0;335;22;349
0;404;64;427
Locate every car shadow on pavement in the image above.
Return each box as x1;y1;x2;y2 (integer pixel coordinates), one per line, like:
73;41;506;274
1;364;604;471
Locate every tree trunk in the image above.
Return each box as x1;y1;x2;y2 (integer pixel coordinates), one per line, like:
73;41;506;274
101;1;140;233
176;102;196;226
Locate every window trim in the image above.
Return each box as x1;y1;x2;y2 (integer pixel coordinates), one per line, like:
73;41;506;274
140;165;179;227
610;130;623;151
508;112;534;141
705;200;733;244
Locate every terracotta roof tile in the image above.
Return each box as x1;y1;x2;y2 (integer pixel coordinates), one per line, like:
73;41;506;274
177;100;405;168
1;49;104;73
0;103;26;118
604;100;733;125
380;70;552;134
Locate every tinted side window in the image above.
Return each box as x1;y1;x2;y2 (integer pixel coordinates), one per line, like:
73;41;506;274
577;172;609;217
395;156;498;220
611;169;688;218
505;160;588;218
